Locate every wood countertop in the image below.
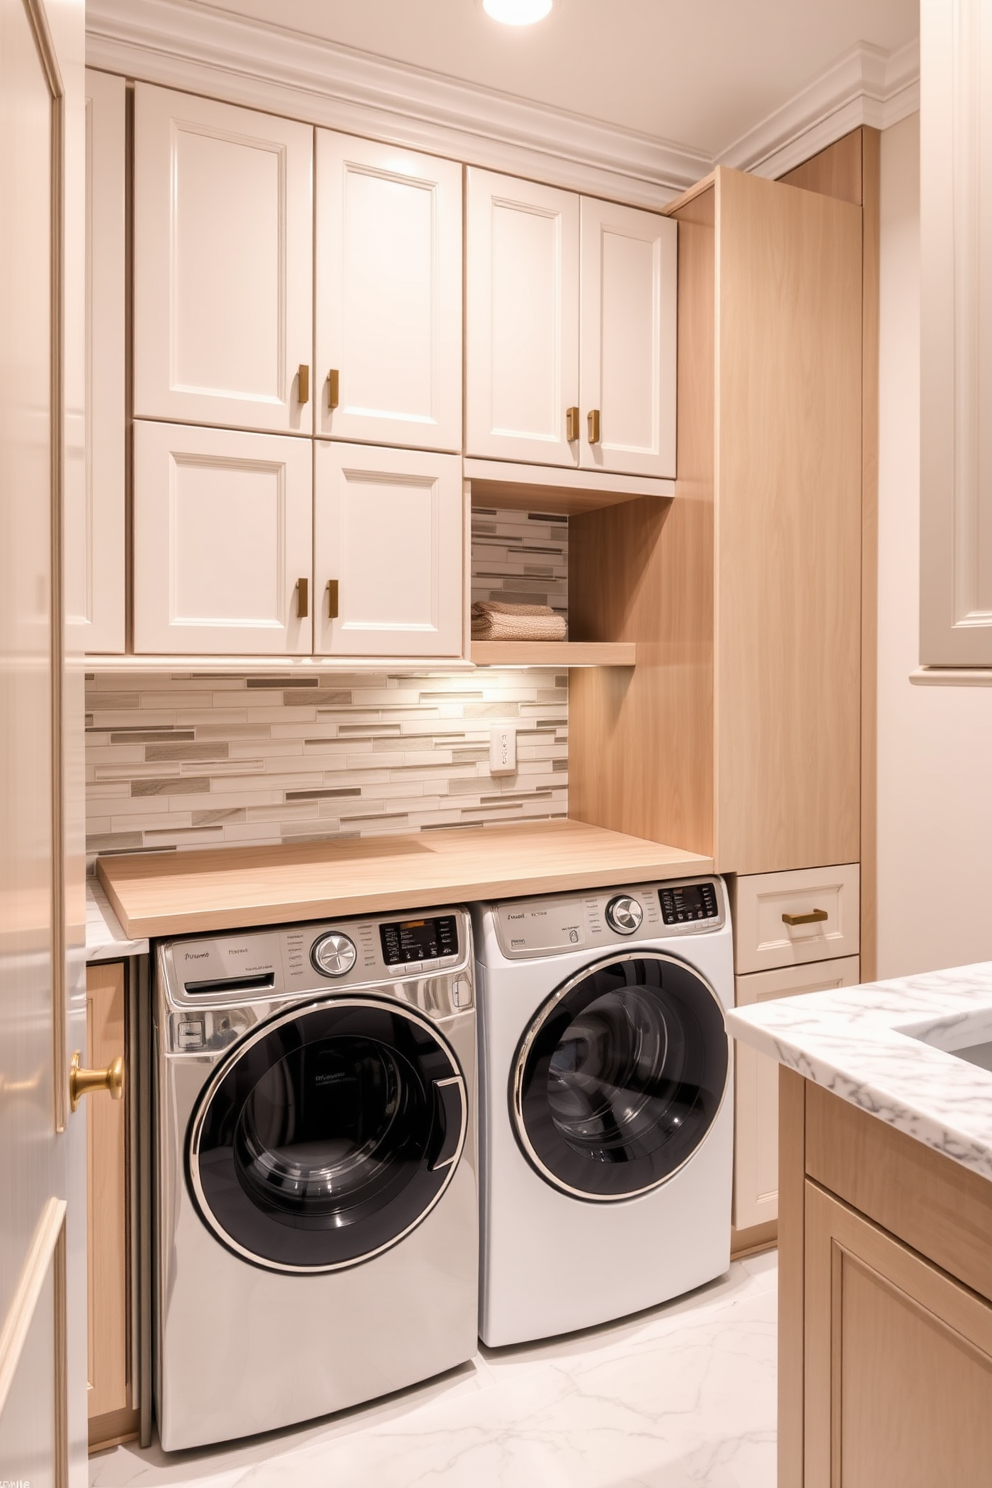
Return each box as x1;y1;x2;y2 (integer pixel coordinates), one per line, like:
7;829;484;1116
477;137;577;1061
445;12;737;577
96;819;713;939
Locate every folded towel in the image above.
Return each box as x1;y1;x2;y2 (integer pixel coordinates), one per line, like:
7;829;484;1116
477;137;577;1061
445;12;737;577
471;600;567;642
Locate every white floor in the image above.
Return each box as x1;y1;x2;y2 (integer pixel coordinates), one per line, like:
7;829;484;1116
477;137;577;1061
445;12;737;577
91;1252;777;1488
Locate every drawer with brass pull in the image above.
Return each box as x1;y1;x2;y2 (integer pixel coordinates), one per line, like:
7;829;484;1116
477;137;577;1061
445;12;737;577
730;863;860;975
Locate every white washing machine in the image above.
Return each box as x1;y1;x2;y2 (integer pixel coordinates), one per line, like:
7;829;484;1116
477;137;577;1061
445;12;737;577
154;908;477;1451
473;876;733;1347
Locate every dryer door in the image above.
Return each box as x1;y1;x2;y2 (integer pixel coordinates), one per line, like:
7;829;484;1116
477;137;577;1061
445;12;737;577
511;952;728;1201
187;997;467;1272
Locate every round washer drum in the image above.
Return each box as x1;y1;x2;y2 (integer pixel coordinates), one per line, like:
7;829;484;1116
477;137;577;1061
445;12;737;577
511;951;729;1202
186;996;467;1273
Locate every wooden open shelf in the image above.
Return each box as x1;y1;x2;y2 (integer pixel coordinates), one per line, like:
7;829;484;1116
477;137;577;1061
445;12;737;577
470;641;636;667
465;457;674;516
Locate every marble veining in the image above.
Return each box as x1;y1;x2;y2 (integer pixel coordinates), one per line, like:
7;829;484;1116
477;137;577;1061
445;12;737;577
89;1255;776;1488
727;962;992;1181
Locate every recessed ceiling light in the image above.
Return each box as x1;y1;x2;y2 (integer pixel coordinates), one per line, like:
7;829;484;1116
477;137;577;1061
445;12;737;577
482;0;553;26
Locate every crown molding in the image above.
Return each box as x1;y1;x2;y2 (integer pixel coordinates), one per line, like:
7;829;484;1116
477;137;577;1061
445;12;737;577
85;0;920;206
719;38;920;179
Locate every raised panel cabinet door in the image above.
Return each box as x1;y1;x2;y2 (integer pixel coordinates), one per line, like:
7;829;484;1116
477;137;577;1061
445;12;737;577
314;441;463;657
133;85;313;434
466;168;579;465
133;422;313;654
315;132;462;451
68;69;125;652
733;862;861;975
804;1182;992;1488
579;198;677;478
732;956;860;1232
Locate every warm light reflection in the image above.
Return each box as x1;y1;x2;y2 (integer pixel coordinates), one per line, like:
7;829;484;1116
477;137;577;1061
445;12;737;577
482;0;553;26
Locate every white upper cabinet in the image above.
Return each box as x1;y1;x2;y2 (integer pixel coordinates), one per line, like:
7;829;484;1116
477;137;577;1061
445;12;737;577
315;133;462;452
314;442;463;657
133;85;314;435
466;169;580;466
579;198;677;478
69;70;126;652
133;421;313;655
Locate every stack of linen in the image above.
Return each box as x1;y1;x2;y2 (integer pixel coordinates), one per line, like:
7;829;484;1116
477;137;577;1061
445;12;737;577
471;601;567;641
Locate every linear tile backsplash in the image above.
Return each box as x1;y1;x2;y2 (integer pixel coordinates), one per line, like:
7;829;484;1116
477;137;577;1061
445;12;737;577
86;510;568;866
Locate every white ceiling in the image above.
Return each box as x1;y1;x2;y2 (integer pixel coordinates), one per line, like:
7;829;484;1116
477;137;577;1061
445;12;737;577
192;0;918;156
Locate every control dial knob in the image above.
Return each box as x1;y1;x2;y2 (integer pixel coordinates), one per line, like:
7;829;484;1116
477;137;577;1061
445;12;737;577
605;895;643;936
311;931;357;978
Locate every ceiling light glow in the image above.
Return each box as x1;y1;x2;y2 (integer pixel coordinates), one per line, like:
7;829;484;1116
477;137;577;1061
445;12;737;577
482;0;553;26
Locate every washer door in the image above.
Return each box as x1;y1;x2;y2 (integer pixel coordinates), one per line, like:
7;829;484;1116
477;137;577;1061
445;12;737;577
187;997;467;1272
511;952;728;1201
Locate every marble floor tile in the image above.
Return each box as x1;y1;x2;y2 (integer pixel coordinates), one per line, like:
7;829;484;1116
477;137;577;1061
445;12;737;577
90;1256;776;1488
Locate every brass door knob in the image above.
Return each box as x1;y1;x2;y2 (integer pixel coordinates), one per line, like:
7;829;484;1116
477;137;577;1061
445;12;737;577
69;1051;124;1113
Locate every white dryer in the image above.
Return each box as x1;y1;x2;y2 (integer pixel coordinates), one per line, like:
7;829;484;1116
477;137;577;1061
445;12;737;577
473;877;733;1347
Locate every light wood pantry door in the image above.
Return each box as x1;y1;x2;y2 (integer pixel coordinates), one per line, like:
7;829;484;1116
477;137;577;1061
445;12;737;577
315;132;461;452
733;956;860;1233
579;198;677;478
804;1182;992;1488
465;168;579;466
133;85;313;434
314;441;464;657
66;69;125;654
132;422;313;654
0;0;87;1481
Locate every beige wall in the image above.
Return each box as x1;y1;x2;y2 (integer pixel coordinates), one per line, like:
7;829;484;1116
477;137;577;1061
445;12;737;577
877;111;992;976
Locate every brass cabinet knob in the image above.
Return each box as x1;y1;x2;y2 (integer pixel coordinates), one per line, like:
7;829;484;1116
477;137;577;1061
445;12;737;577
327;369;340;410
327;579;339;620
587;408;601;444
297;364;310;404
297;577;309;618
565;406;580;441
69;1051;124;1113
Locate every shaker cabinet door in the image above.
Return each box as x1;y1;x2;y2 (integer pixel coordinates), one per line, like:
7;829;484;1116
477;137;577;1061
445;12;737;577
315;132;462;451
466;168;579;466
314;441;464;657
133;422;313;654
133;85;313;434
579;197;677;478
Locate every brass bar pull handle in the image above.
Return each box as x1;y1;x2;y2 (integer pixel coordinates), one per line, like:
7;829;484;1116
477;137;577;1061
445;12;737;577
327;579;339;620
587;408;601;444
565;406;580;442
69;1051;124;1113
328;369;340;410
298;364;310;404
297;577;309;618
782;909;829;927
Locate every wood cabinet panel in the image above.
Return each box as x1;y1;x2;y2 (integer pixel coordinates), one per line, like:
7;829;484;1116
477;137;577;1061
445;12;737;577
466;168;579;465
804;1181;992;1488
133;85;313;434
579;197;676;478
315;132;462;452
733;863;860;975
733;956;859;1231
133;421;313;655
313;441;463;657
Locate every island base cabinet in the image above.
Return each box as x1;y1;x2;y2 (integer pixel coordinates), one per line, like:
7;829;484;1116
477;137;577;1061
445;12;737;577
804;1182;992;1488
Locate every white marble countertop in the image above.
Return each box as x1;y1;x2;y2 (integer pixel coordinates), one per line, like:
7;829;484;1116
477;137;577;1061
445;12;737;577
86;877;150;962
727;962;992;1183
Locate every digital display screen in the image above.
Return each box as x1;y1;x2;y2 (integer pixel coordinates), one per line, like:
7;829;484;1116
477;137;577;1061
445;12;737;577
380;915;459;965
659;881;719;925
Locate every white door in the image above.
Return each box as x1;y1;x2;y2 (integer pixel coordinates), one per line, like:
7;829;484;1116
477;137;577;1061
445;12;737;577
133;422;313;655
0;0;88;1479
66;69;126;653
579;198;677;478
315;132;462;452
133;85;313;434
465;168;579;466
314;441;464;657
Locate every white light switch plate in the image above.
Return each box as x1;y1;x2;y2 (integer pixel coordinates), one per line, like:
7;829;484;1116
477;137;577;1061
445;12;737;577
489;725;517;776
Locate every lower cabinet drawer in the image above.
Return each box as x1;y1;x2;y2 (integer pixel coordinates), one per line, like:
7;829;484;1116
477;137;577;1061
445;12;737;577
732;955;861;1232
732;862;860;976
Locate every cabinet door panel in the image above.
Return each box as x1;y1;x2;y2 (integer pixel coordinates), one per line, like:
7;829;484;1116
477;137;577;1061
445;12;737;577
580;198;677;477
314;442;463;657
733;957;859;1232
70;70;125;652
133;422;312;654
466;168;579;465
133;85;313;433
316;133;461;451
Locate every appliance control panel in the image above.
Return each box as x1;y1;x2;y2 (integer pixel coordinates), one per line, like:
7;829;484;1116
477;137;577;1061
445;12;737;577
380;914;459;967
491;877;726;959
